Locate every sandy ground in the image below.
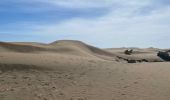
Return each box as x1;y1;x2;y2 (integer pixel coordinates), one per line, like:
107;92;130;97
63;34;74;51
0;40;170;100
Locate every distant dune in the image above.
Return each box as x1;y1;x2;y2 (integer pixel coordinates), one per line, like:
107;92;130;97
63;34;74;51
0;40;166;62
0;40;170;100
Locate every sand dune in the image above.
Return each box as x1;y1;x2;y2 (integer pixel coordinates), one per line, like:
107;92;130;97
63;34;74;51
0;40;170;100
0;42;47;52
0;40;116;60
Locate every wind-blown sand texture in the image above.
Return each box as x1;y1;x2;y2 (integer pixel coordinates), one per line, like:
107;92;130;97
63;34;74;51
0;40;170;100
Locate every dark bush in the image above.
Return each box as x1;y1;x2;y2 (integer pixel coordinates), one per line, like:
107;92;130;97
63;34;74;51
124;49;133;55
157;51;170;61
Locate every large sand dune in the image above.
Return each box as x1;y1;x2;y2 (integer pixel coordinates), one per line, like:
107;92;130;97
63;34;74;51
0;40;170;100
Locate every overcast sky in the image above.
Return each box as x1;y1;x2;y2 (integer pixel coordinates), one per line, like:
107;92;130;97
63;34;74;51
0;0;170;48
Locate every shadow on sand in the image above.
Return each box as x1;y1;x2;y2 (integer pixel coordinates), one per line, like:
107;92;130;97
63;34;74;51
0;63;50;72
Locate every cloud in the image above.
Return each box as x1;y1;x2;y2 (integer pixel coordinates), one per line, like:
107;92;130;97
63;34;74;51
0;0;113;12
0;0;112;26
30;1;170;48
0;0;170;48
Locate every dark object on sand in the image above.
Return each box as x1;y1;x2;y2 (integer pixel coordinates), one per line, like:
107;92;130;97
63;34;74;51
127;59;149;63
157;51;170;61
124;49;133;55
127;59;136;63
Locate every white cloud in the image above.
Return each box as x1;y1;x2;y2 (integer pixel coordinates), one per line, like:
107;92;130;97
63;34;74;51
27;2;170;48
35;4;170;34
1;0;170;48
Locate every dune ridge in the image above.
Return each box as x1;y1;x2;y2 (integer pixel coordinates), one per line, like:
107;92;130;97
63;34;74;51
0;40;117;61
0;40;167;62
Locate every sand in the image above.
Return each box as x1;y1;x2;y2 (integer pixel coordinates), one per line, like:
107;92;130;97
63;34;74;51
0;40;170;100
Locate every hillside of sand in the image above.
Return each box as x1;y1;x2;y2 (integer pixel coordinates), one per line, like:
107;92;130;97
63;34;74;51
0;40;170;100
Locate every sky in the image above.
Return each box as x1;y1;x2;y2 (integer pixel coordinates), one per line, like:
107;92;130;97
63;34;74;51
0;0;170;48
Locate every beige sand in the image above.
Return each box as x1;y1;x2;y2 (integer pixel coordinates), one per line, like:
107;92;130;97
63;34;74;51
0;40;170;100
